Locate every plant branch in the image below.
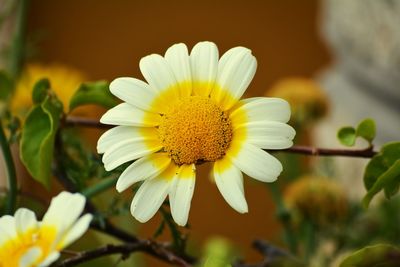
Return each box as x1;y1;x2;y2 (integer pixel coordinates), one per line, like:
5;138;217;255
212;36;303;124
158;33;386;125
57;241;192;267
64;116;378;158
81;177;117;199
64;116;110;129
279;145;377;158
0;121;17;214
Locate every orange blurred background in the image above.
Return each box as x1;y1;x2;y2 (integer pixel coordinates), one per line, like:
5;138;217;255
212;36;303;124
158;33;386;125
26;0;331;265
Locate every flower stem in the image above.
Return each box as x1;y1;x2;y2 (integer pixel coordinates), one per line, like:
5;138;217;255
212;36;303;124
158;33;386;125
81;177;116;199
0;121;17;214
8;0;28;79
267;183;297;254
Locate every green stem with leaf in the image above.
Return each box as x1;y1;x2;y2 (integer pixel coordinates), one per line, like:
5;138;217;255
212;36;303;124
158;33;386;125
267;183;297;254
0;121;17;214
81;177;117;199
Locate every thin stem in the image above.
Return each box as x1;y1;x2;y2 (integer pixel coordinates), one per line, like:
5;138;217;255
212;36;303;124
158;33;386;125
267;183;297;254
302;221;316;263
64;116;110;129
57;242;192;267
0;121;17;214
81;177;117;199
279;145;377;158
8;0;28;78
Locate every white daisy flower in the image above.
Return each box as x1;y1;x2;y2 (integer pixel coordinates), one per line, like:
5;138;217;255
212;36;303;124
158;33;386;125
98;41;295;226
0;191;92;267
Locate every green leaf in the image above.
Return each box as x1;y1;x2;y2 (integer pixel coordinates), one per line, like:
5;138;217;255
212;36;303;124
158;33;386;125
69;81;118;111
20;94;63;188
32;78;50;104
356;118;376;143
0;71;14;101
339;244;400;267
363;142;400;208
337;127;356;147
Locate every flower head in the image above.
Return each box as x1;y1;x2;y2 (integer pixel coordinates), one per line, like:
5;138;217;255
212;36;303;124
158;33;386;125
267;77;328;125
0;191;92;267
284;175;348;226
98;42;295;226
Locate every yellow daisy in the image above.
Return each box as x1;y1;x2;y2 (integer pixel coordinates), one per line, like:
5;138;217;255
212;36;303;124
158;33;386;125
97;42;295;226
0;192;92;267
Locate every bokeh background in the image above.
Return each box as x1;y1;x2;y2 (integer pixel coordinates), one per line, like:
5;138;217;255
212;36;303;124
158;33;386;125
2;0;400;266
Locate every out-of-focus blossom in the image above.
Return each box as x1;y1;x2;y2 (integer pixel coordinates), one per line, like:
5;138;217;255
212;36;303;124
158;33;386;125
284;175;348;226
0;191;92;267
267;78;329;126
11;64;86;116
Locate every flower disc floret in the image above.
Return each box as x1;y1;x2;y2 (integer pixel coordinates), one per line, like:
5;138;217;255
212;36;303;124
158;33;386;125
158;96;232;165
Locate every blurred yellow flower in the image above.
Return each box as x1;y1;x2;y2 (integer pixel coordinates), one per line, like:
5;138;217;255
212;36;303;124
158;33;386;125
266;78;329;125
11;64;86;116
284;175;348;226
0;191;92;267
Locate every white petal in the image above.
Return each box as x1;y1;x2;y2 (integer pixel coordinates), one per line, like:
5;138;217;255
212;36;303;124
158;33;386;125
42;192;86;238
58;214;92;249
235;121;296;149
227;142;282;182
0;215;17;246
116;153;171;192
19;247;42;267
165;43;192;97
97;126;158;154
140;54;178;93
102;136;162;171
169;164;196;226
213;157;248;213
38;252;60;267
109;77;158;112
212;47;257;110
130;165;178;223
100;103;161;126
217;47;244;71
230;97;291;125
15;208;38;236
190;41;219;96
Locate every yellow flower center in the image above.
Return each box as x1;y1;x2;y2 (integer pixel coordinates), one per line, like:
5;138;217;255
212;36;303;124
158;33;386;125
158;96;233;165
0;226;57;266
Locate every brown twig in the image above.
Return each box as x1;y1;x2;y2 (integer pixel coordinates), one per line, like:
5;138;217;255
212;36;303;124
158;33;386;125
65;116;378;158
57;241;192;267
64;115;111;129
278;145;377;158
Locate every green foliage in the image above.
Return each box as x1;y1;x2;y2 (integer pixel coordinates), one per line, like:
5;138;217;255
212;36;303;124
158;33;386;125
339;244;400;267
363;142;400;208
32;78;50;104
337;118;376;146
20;81;63;189
59;129;106;190
356;119;376;144
337;127;356;147
69;80;118;111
